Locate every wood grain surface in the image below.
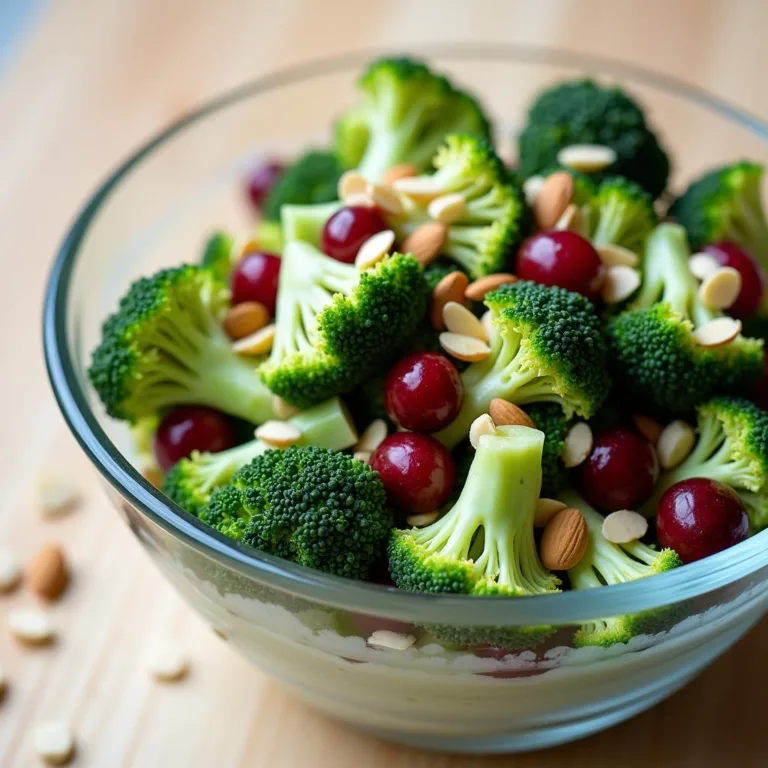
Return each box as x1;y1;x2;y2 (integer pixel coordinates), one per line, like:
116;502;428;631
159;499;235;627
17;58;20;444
1;0;767;765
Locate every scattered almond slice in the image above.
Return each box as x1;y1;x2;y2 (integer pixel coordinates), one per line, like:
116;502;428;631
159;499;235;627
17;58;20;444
353;450;372;465
534;171;574;230
692;317;742;348
338;170;368;201
523;175;546;207
28;545;69;602
563;423;593;468
489;399;536;428
255;420;302;448
596;243;639;268
367;630;416;651
632;414;663;444
469;413;496;449
557;144;617;173
272;395;299;420
534;498;567;528
37;472;79;519
602;509;648;544
370;182;405;215
657;419;695;469
344;192;375;208
392;176;442;200
34;721;76;765
427;193;466;224
439;332;491;362
442;301;487;341
464;273;518;301
232;324;275;356
406;511;440;528
431;271;469;330
355;229;396;270
552;203;582;232
689;252;720;281
0;550;22;593
602;265;641;304
356;419;388;453
382;163;418;185
223;301;269;340
150;648;190;682
698;266;742;310
9;609;55;646
540;507;588;571
402;222;447;266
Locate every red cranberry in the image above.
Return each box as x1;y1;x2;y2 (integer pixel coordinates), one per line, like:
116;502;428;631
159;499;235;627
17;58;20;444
516;231;604;301
656;478;749;563
703;242;765;318
577;428;659;513
750;352;768;410
385;353;463;432
154;406;237;471
231;249;281;314
321;206;389;264
370;433;455;516
245;159;284;211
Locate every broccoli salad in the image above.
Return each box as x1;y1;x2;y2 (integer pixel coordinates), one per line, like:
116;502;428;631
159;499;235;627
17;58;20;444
90;56;768;650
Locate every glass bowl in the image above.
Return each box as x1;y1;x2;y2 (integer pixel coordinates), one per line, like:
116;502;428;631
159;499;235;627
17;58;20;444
44;44;768;754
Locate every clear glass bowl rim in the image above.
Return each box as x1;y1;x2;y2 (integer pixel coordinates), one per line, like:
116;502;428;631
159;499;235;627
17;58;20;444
43;43;768;625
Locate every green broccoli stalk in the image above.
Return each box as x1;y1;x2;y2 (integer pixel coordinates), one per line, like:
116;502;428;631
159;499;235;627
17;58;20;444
163;397;358;517
607;223;764;413
589;176;657;253
88;265;276;424
205;446;391;579
385;133;525;278
251;220;285;254
262;150;343;221
643;397;768;530
525;403;571;497
435;281;611;449
334;57;492;181
280;201;343;248
518;79;670;198
199;231;235;283
562;490;682;648
260;239;428;408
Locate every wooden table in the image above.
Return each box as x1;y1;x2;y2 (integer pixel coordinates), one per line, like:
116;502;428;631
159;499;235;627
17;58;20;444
1;0;767;765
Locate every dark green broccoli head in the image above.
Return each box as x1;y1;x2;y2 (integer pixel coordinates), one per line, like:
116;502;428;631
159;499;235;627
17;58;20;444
518;79;670;198
590;176;657;253
208;446;391;579
334;57;492;181
262;150;342;221
88;265;275;424
525;403;570;497
200;231;235;283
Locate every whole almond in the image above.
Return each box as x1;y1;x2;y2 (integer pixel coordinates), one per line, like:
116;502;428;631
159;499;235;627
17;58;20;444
223;301;269;340
540;507;588;571
632;414;663;444
402;222;447;266
464;273;518;302
28;545;69;602
489;399;536;429
533;172;574;230
382;163;419;185
431;271;469;330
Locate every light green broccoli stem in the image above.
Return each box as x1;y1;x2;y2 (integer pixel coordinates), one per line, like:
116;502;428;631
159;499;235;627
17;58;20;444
281;202;343;248
740;489;768;532
251;220;285;254
730;174;768;269
591;198;647;252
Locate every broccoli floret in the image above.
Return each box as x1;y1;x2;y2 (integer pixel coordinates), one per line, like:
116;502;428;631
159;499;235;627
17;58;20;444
335;57;492;181
200;231;235;283
644;397;768;530
389;425;559;647
435;280;611;448
205;446;391;579
525;403;570;497
589;176;657;253
386;134;525;278
89;265;276;424
561;490;682;647
260;239;428;408
163;397;358;517
607;224;764;413
281;201;343;248
262;150;342;221
518;79;670;198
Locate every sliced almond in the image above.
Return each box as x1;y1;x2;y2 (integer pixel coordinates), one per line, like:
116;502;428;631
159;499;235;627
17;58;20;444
469;413;497;449
8;609;54;646
353;450;372;465
657;419;695;469
392;176;442;201
699;267;742;310
534;498;567;528
355;229;396;270
553;203;583;232
632;414;663;444
272;395;299;420
28;545;69;602
223;301;269;340
489;399;536;429
439;332;491;362
254;420;302;448
34;721;76;765
533;171;574;230
150;648;190;682
689;252;720;281
480;310;494;339
442;301;487;341
370;182;404;216
232;324;275;356
356;419;388;453
602;509;649;544
344;192;375;208
563;422;593;468
464;273;518;302
381;163;419;185
540;507;588;571
37;472;79;518
692;317;742;348
427;193;466;224
597;243;639;268
523;175;546;207
0;550;22;594
338;170;368;201
431;271;469;330
406;511;440;528
402;222;447;267
602;265;641;304
557;144;617;173
367;630;416;650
